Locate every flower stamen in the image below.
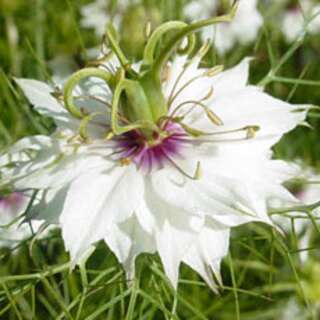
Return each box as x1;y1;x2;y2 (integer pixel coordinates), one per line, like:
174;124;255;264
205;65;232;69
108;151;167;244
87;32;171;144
167;41;213;106
119;158;132;166
163;153;202;180
169;100;223;127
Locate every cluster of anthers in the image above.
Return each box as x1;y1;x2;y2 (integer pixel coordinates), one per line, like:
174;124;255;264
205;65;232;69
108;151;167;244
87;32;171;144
58;1;258;178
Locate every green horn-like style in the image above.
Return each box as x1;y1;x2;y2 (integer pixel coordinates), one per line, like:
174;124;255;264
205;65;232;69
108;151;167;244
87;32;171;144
62;2;238;139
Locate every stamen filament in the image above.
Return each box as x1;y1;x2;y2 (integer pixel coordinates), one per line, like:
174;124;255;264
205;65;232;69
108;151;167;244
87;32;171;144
169;100;223;126
166;42;212;106
162;151;202;180
177;136;259;144
168;65;223;108
168;74;203;108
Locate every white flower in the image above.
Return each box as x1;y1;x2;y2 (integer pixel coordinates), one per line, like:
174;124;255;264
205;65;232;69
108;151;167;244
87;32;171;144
308;5;320;34
81;0;129;36
0;152;32;247
0;153;46;248
282;9;305;43
282;1;320;43
2;54;307;289
184;0;263;54
0;192;31;247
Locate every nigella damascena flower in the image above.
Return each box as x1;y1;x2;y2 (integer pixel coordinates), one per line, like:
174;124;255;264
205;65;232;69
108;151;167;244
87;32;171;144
184;0;263;55
0;193;26;220
0;154;43;247
81;0;129;37
81;0;161;59
1;11;308;288
281;0;320;43
0;191;31;247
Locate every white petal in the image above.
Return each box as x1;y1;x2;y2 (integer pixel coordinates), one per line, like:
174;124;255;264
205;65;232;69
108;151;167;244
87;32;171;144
16;78;111;138
27;187;69;224
105;214;155;279
184;0;216;21
209;58;251;96
229;0;263;45
197;0;262;54
60;165;143;264
196;145;300;225
156;219;198;288
135;201;156;234
15;79;76;128
151;165;271;228
144;177;204;288
4;135;54;154
165;58;252;122
183;220;230;290
163;55;206;110
1;136;66;188
194;87;306;141
282;10;305;43
12;140;111;190
0;135;52;181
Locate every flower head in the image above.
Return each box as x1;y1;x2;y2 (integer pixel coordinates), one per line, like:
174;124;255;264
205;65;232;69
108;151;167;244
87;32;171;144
81;0;129;37
0;193;25;217
81;0;161;59
2;9;308;289
280;0;320;43
0;152;47;248
0;191;33;247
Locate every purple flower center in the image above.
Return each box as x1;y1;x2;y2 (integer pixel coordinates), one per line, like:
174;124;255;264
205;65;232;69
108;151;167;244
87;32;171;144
116;122;187;172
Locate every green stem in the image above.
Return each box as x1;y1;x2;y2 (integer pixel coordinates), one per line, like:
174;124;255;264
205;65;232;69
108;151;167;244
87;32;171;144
228;254;240;320
269;200;320;215
35;0;45;79
0;262;70;282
